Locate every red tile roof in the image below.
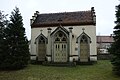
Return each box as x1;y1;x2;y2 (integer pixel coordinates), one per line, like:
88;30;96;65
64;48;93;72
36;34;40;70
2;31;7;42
31;7;96;28
97;36;114;43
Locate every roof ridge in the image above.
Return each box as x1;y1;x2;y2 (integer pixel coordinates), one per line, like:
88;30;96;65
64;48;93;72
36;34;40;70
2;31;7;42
38;10;91;15
97;35;110;37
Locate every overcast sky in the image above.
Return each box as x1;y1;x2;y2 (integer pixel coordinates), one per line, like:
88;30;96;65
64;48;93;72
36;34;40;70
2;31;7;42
0;0;119;40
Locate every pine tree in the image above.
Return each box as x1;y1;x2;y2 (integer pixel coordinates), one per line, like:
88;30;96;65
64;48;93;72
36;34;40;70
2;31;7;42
4;7;30;69
0;11;8;68
109;4;120;75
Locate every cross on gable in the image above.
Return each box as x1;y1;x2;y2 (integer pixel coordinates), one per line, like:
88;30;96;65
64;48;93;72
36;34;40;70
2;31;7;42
40;29;43;33
82;28;85;32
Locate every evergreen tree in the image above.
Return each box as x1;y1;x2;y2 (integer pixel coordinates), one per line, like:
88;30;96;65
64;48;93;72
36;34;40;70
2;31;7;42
3;7;30;69
0;11;8;68
109;4;120;75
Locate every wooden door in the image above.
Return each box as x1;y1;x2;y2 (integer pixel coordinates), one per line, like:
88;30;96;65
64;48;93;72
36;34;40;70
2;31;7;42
80;35;89;62
53;31;68;62
38;43;46;61
38;36;46;61
80;42;89;62
54;43;67;62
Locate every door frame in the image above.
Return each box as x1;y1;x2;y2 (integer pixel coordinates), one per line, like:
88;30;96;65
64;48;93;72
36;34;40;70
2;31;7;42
54;42;67;62
51;27;69;62
35;33;47;61
76;32;91;62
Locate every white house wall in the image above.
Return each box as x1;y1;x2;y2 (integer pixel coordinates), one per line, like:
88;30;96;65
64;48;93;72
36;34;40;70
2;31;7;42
31;25;97;61
71;25;97;61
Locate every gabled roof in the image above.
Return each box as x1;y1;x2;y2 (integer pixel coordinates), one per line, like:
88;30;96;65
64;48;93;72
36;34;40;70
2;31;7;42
31;7;96;28
97;36;114;43
50;25;69;37
76;31;91;43
35;33;48;44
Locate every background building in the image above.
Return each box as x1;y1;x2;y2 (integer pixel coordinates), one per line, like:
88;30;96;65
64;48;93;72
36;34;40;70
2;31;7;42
97;35;114;59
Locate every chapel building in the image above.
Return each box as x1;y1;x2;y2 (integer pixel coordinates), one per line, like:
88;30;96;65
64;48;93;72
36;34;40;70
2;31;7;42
30;7;97;63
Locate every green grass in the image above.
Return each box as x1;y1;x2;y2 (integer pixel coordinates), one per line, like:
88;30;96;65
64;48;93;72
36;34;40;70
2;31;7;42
0;60;120;80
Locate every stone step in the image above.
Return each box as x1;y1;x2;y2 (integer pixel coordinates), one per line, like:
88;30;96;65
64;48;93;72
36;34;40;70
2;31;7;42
42;62;76;67
76;61;94;65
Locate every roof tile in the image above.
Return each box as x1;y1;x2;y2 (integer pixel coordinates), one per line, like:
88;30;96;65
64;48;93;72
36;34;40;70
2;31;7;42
31;9;96;27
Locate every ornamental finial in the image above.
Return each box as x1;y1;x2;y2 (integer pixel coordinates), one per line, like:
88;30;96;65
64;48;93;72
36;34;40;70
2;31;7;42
40;29;43;33
82;28;85;32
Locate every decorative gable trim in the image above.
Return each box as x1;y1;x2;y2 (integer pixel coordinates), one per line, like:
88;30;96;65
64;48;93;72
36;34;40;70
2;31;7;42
35;33;48;44
50;25;69;37
76;32;91;43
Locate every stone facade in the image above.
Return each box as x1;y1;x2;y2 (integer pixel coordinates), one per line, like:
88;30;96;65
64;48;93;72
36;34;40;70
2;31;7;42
30;7;97;63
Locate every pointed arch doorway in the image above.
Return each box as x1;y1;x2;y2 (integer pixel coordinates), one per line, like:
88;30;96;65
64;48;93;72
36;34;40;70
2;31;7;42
54;31;68;62
35;33;47;61
77;32;91;62
80;35;90;62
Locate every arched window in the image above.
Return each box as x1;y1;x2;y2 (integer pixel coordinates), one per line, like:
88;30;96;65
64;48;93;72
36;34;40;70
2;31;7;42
80;35;88;43
54;31;67;42
39;36;45;44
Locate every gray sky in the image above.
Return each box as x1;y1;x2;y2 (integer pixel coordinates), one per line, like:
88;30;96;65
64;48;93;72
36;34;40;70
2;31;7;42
0;0;119;40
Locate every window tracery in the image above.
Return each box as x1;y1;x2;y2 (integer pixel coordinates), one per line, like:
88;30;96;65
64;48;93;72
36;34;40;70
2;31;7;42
54;31;67;42
80;35;88;43
39;36;45;44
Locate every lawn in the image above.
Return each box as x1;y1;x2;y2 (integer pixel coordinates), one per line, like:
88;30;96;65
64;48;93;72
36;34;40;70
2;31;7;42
0;60;120;80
